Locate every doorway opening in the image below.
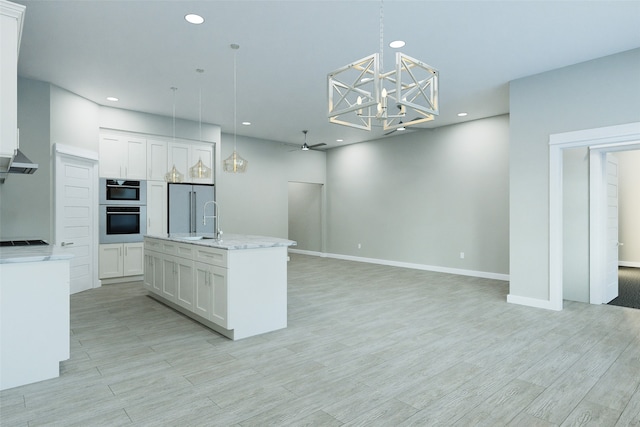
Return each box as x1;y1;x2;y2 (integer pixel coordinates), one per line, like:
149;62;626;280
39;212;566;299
288;182;324;254
549;122;640;310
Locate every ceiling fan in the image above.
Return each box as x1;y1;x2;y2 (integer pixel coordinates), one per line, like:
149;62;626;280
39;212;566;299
298;130;326;151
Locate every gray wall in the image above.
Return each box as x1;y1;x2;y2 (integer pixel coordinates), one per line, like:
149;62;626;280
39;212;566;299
288;182;323;252
0;78;51;240
619;150;640;266
326;114;510;275
509;48;640;302
216;136;326;239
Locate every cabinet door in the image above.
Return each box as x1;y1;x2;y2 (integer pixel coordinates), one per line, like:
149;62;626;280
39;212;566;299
147;139;168;181
124;137;147;179
190;143;214;184
99;244;124;279
123;242;144;276
143;251;155;291
193;261;213;319
175;258;195;311
0;4;23;159
161;256;178;301
168;142;190;182
99;135;124;178
147;181;167;236
211;266;228;328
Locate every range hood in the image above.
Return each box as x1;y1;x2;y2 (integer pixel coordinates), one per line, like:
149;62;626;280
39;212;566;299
9;149;38;174
0;149;38;183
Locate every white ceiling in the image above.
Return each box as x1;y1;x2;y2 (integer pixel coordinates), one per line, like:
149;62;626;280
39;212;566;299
14;0;640;149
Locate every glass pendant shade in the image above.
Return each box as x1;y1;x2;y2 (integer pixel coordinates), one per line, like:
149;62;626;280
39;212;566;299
165;164;184;183
223;150;248;173
189;157;211;179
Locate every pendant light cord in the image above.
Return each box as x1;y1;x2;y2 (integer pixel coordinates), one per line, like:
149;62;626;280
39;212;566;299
379;0;384;73
232;44;238;153
171;87;177;143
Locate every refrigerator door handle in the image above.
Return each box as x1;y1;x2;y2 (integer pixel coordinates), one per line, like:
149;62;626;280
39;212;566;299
192;191;197;233
188;191;193;233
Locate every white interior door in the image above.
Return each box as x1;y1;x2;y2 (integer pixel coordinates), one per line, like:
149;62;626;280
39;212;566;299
604;153;619;303
55;145;99;294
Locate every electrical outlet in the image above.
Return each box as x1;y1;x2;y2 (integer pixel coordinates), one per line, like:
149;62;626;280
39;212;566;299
357;243;362;249
460;252;465;259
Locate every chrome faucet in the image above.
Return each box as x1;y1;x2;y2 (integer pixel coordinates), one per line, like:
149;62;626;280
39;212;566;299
203;200;222;240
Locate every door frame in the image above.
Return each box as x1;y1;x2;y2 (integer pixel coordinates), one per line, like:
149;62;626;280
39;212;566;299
54;144;100;291
549;122;640;310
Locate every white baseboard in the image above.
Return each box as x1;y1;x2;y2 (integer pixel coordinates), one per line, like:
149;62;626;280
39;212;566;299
619;261;640;268
100;275;143;285
288;248;326;258
288;249;509;281
507;294;562;311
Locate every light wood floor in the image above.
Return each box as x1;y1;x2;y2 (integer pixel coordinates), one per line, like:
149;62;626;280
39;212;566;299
2;254;640;426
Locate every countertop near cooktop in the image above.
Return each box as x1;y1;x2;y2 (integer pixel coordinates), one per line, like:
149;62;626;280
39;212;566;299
0;245;74;264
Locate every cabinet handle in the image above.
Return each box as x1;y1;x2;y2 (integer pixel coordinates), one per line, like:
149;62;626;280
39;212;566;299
61;241;74;246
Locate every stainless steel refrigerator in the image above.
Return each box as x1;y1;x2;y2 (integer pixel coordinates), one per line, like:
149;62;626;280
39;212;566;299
168;183;215;234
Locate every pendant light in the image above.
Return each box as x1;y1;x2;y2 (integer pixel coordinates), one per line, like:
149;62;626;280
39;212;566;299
223;43;248;173
190;68;212;179
165;87;184;183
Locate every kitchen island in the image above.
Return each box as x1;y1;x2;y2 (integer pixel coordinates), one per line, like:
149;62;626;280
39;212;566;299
0;244;72;390
143;234;296;340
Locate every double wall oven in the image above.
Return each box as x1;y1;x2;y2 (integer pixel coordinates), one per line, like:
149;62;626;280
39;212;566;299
99;179;147;243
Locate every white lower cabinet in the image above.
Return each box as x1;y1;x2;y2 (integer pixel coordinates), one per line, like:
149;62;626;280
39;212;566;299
143;249;163;293
99;243;144;279
143;236;288;340
144;237;228;329
194;261;228;328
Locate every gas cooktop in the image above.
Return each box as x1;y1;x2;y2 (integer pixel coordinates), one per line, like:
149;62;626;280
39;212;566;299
0;239;49;247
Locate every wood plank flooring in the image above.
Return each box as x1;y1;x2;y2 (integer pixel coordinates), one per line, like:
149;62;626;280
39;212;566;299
2;254;639;426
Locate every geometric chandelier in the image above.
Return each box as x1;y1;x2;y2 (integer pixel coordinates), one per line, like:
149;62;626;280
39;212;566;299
327;1;439;132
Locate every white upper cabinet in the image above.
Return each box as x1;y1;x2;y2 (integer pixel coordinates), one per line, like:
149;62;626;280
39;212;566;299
147;139;168;181
99;134;147;179
190;143;214;184
0;1;25;167
168;141;214;184
100;131;215;183
167;141;190;181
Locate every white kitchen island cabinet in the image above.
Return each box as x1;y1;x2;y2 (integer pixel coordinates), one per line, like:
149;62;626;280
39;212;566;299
144;234;295;340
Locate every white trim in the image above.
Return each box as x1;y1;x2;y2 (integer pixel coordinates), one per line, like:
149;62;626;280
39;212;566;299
54;143;99;162
545;122;640;311
549;122;640;146
589;150;607;304
288;248;326;258
290;250;509;281
620;261;640;269
507;294;560;311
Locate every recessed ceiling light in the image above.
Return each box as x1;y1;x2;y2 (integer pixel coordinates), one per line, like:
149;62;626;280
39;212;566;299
336;139;343;142
457;112;468;117
185;14;204;24
242;121;251;126
389;40;405;49
106;96;119;102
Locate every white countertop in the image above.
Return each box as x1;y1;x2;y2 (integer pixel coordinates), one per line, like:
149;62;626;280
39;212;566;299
0;245;74;264
146;233;296;250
